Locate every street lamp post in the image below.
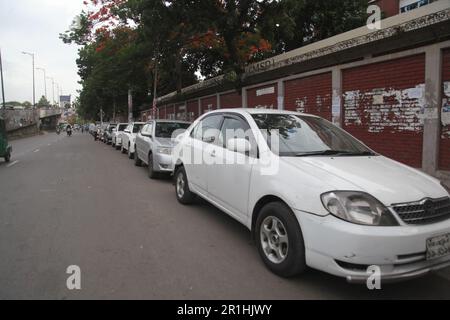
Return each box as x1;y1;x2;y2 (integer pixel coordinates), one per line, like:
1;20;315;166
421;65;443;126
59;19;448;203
36;67;47;102
0;48;6;111
22;51;36;108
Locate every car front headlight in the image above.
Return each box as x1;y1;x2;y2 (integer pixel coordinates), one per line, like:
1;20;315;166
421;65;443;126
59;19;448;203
321;191;398;226
157;147;172;155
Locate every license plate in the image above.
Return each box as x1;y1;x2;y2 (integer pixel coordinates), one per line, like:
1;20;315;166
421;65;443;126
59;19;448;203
426;233;450;261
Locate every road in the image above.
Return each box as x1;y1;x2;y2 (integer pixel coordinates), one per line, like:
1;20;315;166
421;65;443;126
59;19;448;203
1;132;450;300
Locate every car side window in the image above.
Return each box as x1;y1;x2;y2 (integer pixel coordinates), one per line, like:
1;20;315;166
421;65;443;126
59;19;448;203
147;123;153;135
141;124;149;134
219;115;257;157
191;115;223;143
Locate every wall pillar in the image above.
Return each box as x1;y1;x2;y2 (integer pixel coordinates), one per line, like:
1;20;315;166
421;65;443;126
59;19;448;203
242;88;247;108
216;93;221;109
277;80;284;110
332;67;342;127
423;45;442;174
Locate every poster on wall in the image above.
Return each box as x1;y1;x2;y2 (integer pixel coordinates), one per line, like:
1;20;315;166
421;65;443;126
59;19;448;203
443;82;450;126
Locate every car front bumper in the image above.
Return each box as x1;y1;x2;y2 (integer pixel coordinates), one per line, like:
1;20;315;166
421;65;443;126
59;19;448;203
295;210;450;283
154;152;174;172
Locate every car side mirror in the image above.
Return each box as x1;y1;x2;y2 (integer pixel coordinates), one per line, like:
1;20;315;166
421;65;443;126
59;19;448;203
124;130;130;133
227;138;251;154
142;132;152;138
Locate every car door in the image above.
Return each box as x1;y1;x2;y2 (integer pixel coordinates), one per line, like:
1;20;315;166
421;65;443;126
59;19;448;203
142;122;153;163
206;115;255;220
135;124;148;160
123;124;131;149
183;114;223;194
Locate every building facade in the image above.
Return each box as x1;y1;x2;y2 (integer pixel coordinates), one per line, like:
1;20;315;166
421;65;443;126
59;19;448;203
151;1;450;179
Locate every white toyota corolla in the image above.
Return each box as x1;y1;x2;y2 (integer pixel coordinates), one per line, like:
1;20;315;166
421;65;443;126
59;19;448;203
172;109;450;283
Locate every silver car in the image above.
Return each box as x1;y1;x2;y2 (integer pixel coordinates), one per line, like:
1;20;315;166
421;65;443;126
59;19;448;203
134;120;191;178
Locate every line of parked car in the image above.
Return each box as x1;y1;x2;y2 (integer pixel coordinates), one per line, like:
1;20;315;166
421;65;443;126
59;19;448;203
89;108;450;284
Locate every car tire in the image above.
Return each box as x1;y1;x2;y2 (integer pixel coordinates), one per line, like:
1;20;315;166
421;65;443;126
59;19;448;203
4;151;11;163
134;151;143;167
121;145;126;154
128;144;134;159
175;166;195;204
147;153;158;179
116;145;121;150
255;202;306;278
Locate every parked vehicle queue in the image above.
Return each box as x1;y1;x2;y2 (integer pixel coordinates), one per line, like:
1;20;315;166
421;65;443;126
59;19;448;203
91;109;450;284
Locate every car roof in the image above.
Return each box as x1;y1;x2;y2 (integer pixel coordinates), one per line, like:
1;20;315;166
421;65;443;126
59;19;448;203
152;120;191;124
206;108;320;118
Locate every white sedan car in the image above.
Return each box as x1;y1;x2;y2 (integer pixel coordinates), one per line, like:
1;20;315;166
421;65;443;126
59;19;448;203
112;123;128;149
120;122;145;159
173;109;450;283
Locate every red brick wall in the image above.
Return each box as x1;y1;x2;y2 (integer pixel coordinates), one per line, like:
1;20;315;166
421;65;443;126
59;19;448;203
372;0;399;17
439;49;450;171
342;54;426;168
284;73;332;120
166;105;175;120
186;100;199;122
200;96;217;114
161;105;166;119
220;92;242;109
247;84;277;109
175;103;187;121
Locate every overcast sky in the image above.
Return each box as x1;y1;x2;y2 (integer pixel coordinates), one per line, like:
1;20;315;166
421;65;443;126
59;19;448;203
0;0;84;104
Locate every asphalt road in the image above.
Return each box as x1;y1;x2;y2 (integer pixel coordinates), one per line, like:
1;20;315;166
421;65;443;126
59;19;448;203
1;132;450;300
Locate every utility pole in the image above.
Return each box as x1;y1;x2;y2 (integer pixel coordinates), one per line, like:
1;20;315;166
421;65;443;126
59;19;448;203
22;51;35;108
152;59;158;120
128;89;133;122
0;48;6;111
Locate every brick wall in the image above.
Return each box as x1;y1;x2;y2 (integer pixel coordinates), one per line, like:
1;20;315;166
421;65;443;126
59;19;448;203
200;96;217;114
284;73;332;120
220;92;242;109
342;54;426;168
166;105;175;120
247;84;277;109
439;48;450;171
186;100;199;122
175;103;187;121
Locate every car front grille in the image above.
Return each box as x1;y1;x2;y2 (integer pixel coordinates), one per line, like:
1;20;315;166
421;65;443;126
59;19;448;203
392;197;450;225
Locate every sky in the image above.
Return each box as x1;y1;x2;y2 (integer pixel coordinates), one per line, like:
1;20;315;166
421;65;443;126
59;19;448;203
0;0;85;104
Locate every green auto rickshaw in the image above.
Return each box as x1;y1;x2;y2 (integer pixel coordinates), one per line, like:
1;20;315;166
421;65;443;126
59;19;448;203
0;116;12;162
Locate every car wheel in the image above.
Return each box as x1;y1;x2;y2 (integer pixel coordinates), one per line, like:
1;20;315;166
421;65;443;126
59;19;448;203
4;151;11;163
128;144;134;159
121;145;126;154
116;145;121;150
175;166;195;204
255;202;306;278
148;153;158;179
134;151;143;167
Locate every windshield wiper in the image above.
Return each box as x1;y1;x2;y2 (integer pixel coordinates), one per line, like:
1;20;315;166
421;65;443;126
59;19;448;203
295;150;375;157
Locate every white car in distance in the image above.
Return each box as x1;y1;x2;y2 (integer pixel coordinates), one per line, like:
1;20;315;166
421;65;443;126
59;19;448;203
112;123;128;149
172;109;450;283
120;122;145;159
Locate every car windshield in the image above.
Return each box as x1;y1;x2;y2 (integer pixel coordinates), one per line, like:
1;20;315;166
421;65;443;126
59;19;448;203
133;124;143;133
118;124;127;131
251;114;375;157
155;122;190;138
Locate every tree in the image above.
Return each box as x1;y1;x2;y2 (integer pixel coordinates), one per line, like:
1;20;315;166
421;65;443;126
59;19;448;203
37;96;51;108
62;0;368;119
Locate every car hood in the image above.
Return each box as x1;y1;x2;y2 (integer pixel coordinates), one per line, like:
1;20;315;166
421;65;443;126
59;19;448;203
154;137;177;147
282;156;447;206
